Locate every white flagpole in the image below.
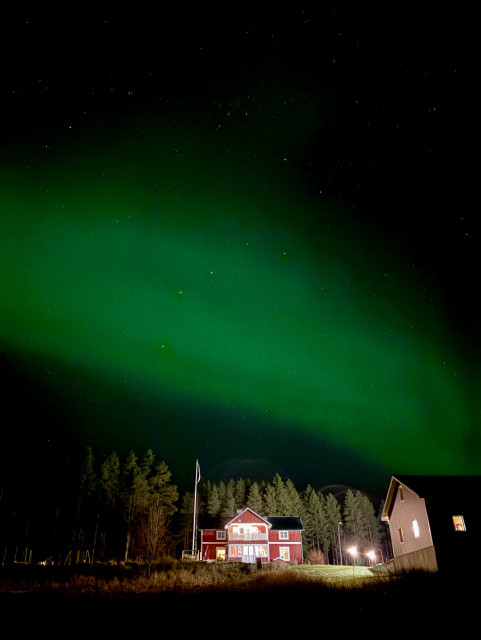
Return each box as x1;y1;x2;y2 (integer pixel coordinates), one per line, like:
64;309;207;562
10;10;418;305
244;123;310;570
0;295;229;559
192;460;201;556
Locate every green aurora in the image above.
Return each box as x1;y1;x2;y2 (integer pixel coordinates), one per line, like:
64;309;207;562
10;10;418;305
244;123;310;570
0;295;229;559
1;116;478;489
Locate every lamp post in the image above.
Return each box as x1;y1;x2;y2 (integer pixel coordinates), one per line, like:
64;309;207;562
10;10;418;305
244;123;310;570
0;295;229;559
337;522;343;565
347;545;358;576
366;550;376;566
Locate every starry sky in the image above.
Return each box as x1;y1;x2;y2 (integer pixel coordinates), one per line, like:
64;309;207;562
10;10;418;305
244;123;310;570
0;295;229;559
1;8;479;498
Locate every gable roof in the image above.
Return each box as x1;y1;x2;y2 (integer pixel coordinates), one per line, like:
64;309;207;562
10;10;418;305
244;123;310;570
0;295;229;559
226;507;271;528
198;516;231;531
267;516;304;531
198;510;304;531
382;474;481;521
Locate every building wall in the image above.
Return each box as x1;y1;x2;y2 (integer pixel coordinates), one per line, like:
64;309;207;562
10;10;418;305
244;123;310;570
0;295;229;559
201;529;228;560
201;528;303;563
379;546;438;573
389;482;433;559
269;542;303;564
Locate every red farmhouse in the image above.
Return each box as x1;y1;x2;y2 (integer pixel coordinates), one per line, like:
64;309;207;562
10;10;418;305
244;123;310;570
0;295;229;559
199;508;304;564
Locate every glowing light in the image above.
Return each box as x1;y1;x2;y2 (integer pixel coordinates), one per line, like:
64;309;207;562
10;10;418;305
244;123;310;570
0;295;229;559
366;550;376;564
0;119;478;482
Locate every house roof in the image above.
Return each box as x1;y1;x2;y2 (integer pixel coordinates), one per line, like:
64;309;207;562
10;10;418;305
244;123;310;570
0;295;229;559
226;507;271;527
267;516;304;531
198;511;304;531
198;516;231;531
381;474;481;522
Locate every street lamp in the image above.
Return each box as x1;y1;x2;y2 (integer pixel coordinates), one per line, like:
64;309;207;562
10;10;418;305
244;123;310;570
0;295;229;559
347;546;358;575
366;550;376;566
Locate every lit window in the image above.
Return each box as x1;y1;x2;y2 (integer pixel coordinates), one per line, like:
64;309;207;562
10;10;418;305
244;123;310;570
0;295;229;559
279;530;289;539
280;547;290;561
412;520;420;538
399;527;404;543
452;515;466;531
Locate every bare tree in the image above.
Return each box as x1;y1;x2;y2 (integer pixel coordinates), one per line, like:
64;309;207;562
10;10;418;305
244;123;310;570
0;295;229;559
138;498;169;577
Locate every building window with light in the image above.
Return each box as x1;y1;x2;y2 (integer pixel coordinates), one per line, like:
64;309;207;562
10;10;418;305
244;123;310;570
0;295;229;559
280;547;290;561
412;520;420;538
452;515;466;531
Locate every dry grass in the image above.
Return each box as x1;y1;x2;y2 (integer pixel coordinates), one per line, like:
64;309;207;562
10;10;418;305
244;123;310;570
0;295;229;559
0;560;475;633
0;559;388;596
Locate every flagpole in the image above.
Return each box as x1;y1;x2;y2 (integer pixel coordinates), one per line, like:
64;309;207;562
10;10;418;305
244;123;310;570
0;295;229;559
192;460;200;556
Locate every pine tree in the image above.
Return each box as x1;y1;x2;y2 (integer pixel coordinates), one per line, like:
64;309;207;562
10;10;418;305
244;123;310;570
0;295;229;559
99;451;120;510
272;474;288;515
178;491;194;552
234;478;246;510
246;481;264;515
217;481;226;512
96;450;120;560
138;460;178;569
322;492;342;564
263;483;278;515
284;478;303;516
303;485;324;551
343;490;381;552
149;460;178;518
121;450;151;560
207;484;221;517
221;481;237;517
72;446;97;556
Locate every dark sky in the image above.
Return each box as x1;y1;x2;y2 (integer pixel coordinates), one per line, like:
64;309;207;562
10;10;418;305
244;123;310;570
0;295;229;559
1;8;478;499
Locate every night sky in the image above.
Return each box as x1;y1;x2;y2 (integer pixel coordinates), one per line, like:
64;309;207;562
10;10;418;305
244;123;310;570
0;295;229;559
1;8;479;498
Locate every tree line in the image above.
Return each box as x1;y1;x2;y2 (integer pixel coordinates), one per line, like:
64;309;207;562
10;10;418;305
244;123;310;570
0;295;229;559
0;446;389;567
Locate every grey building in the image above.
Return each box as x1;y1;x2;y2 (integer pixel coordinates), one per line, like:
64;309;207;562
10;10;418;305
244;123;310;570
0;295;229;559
381;475;480;573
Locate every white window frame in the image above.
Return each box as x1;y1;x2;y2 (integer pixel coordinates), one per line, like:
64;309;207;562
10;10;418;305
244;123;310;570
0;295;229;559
279;547;290;561
279;530;289;540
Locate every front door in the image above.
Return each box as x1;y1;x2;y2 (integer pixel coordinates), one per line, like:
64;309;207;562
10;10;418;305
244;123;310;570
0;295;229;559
242;545;255;563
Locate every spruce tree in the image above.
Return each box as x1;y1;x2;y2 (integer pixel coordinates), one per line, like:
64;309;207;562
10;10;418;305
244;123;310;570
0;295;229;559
207;484;221;517
323;493;342;564
246;481;264;515
272;474;288;515
263;483;278;516
222;481;237;517
343;490;381;552
234;478;246;510
284;478;303;516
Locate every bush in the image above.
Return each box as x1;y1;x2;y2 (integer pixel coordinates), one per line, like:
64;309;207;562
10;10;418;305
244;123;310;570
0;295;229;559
307;549;326;564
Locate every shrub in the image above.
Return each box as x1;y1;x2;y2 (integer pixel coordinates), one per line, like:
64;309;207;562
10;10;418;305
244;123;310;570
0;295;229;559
307;549;326;564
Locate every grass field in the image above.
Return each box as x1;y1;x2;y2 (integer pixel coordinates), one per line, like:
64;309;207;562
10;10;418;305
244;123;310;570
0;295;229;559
292;563;378;581
0;560;474;634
